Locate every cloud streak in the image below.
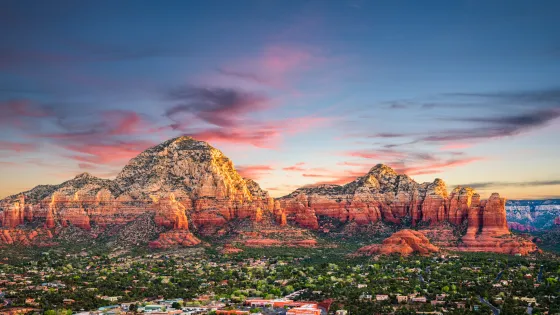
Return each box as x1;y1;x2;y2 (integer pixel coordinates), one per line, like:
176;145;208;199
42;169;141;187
164;86;271;128
236;165;275;180
421;109;560;142
461;180;560;189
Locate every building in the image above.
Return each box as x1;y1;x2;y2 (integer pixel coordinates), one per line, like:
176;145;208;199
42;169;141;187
375;295;389;301
411;297;427;303
143;305;165;312
286;304;321;315
396;295;408;303
335;311;348;315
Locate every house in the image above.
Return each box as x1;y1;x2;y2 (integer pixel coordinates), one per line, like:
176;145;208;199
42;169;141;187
396;295;408;303
375;295;389;301
335;311;348;315
359;294;372;301
286;304;321;315
518;297;537;305
436;294;447;301
411;296;427;303
357;284;367;288
143;305;165;312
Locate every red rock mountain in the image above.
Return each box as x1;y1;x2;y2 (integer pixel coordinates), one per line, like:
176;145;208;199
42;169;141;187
0;137;538;254
0;137;272;247
356;229;439;256
279;164;536;254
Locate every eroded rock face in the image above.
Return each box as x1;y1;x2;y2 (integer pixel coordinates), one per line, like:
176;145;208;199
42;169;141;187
280;164;538;255
507;222;536;232
356;229;439;256
0;137;270;247
0;138;538;254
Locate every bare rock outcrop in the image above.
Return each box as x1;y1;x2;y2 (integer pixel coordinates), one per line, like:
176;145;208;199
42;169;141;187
0;137;269;247
280;164;538;255
356;229;439;256
0;138;539;255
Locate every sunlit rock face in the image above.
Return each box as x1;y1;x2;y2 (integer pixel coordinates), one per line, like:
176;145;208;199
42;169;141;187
355;229;439;256
279;164;538;255
0;138;538;254
0;137;271;246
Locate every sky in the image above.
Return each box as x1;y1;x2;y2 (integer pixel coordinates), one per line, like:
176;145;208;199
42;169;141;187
1;0;560;199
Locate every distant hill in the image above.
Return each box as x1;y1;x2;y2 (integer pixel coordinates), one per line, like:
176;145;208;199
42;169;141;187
506;199;560;231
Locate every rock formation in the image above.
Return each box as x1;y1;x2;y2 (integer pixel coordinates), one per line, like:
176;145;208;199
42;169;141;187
0;137;271;247
279;164;538;255
356;229;439;256
507;222;536;232
0;138;539;255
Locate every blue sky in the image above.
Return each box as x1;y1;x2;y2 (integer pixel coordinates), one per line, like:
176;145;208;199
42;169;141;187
1;0;559;198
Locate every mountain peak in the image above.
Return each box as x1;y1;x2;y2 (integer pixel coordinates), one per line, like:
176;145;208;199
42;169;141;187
74;172;94;180
155;136;213;151
368;163;397;175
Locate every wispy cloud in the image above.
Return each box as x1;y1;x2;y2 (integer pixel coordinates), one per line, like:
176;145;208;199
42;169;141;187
283;162;306;171
421;109;560;142
236;165;275;180
461;180;560;189
0;141;38;153
164;86;271;128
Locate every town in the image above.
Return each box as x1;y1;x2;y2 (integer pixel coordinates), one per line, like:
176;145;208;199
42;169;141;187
0;245;557;315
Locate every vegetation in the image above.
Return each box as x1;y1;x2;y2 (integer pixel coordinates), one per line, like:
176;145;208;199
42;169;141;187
0;245;558;314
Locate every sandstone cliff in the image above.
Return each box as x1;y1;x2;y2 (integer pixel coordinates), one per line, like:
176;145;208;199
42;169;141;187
279;164;537;254
0;139;539;254
356;229;439;256
0;137;271;247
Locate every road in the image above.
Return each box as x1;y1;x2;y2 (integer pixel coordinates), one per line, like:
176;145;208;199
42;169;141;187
537;265;544;283
494;270;503;282
479;296;500;315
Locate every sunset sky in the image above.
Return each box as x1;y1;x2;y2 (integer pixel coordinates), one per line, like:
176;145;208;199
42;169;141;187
1;0;560;199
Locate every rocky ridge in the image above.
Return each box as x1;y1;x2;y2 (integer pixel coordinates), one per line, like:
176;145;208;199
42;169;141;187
279;164;537;254
0;137;274;247
0;137;539;254
355;229;439;256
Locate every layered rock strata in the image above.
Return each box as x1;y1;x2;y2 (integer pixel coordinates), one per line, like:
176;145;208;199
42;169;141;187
356;229;439;256
0;137;271;247
279;164;537;254
0;138;539;254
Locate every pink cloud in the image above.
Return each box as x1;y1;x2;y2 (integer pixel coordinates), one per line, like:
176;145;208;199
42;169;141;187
0;99;54;129
64;140;154;164
0;141;37;153
181;115;332;148
189;128;281;148
103;110;146;135
393;157;484;175
217;44;324;89
261;46;314;74
236;165;275;180
283;162;306;171
345;149;406;160
439;143;473;151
